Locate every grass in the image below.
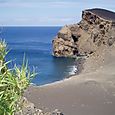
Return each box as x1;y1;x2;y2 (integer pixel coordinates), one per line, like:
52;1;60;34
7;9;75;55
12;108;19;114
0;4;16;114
0;40;36;115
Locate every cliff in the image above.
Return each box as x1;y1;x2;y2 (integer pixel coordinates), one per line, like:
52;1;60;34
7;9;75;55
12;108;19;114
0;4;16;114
52;8;115;57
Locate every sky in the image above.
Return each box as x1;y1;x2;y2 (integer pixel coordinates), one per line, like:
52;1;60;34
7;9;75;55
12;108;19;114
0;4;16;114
0;0;115;26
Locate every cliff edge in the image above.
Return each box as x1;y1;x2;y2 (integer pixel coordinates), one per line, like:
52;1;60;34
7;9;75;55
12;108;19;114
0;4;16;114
52;8;115;57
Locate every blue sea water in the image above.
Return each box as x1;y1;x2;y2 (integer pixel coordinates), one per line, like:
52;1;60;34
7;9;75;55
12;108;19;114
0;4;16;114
0;27;77;86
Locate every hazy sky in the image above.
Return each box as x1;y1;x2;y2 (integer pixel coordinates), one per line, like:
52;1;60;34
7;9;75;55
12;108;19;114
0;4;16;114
0;0;115;26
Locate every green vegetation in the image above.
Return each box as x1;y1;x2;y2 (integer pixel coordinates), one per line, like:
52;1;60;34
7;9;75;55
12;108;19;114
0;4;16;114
0;40;36;115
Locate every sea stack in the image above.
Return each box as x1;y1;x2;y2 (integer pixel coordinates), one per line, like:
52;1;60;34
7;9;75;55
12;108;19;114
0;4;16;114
52;8;115;57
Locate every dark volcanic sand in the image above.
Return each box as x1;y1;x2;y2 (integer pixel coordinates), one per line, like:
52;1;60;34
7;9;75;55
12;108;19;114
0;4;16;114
24;42;115;115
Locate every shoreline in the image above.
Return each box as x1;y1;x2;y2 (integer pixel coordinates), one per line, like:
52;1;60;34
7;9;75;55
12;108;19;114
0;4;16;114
24;45;115;115
31;56;86;87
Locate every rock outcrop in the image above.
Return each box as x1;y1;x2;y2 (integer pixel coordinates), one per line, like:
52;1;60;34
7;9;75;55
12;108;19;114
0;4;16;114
52;8;115;57
15;97;64;115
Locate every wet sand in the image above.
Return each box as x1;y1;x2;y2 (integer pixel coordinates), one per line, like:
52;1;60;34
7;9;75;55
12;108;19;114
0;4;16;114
24;45;115;115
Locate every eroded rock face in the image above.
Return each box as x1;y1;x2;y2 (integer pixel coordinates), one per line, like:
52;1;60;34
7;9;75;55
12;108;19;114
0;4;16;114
52;26;77;57
52;8;115;57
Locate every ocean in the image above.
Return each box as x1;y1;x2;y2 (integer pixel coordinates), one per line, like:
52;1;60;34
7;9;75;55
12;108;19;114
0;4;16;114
0;27;77;86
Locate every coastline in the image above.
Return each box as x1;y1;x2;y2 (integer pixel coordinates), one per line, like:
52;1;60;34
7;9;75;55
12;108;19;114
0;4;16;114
30;56;85;87
24;8;115;114
24;45;115;115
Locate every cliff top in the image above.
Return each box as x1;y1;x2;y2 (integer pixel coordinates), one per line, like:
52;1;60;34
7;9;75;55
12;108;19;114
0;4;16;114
85;8;115;21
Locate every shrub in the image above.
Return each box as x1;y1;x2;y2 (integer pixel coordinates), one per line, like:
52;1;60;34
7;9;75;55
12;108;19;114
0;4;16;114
0;41;36;115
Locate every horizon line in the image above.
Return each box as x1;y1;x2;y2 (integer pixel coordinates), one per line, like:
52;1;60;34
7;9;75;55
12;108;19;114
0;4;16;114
0;25;65;27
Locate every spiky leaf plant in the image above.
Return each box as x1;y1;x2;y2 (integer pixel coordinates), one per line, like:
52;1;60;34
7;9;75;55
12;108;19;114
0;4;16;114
0;41;36;115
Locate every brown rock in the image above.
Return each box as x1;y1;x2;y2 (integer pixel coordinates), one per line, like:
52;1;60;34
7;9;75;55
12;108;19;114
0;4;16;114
58;26;71;40
52;8;115;57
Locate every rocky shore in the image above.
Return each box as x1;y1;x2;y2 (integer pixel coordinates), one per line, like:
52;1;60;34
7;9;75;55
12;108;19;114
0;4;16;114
24;8;115;115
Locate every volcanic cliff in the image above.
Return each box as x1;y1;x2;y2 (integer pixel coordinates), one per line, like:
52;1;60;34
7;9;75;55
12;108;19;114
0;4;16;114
52;8;115;57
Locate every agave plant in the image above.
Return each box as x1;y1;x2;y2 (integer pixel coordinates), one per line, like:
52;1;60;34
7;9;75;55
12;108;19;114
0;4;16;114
0;40;36;115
